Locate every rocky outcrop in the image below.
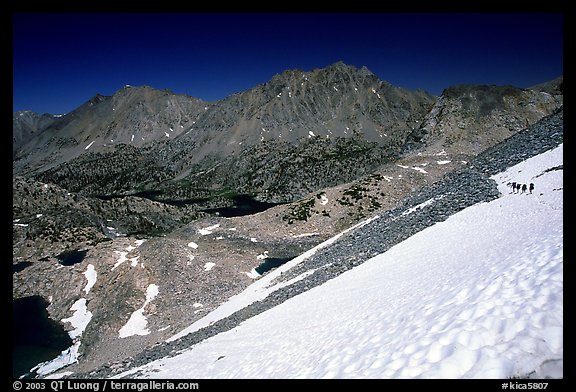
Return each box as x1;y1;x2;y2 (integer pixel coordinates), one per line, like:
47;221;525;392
403;83;563;155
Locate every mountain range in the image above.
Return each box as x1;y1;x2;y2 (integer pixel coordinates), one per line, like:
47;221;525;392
12;62;563;378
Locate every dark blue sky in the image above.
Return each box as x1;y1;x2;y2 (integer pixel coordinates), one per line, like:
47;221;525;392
13;13;564;114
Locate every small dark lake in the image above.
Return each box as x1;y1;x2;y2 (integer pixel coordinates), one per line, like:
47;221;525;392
96;191;280;216
13;261;33;274
202;195;281;217
56;249;88;266
13;296;73;378
255;257;294;275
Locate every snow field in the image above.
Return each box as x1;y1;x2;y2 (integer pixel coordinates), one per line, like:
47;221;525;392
83;264;97;294
118;284;160;338
112;239;146;271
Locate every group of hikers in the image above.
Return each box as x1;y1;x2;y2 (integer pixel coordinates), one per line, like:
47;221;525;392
509;182;534;194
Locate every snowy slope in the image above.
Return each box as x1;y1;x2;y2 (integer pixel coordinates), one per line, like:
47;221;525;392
117;144;563;379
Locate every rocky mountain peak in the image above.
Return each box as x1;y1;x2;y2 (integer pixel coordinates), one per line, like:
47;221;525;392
87;93;110;106
113;84;183;99
310;61;380;87
319;61;375;77
161;61;436;180
266;62;380;93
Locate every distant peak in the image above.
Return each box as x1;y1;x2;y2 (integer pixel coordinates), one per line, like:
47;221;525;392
323;61;356;72
88;93;109;104
107;84;206;105
116;84;155;92
325;61;373;74
112;85;153;98
115;84;175;95
320;62;377;80
359;66;375;77
14;110;35;115
328;60;348;68
119;84;152;92
269;62;377;86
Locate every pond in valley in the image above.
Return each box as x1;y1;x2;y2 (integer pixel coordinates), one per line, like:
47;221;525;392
56;249;88;266
13;261;33;274
201;194;281;217
255;257;294;275
96;191;281;217
12;296;73;378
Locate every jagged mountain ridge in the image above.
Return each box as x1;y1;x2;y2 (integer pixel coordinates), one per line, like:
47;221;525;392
164;62;435;166
14;63;434;175
13;86;208;175
15;62;438;203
